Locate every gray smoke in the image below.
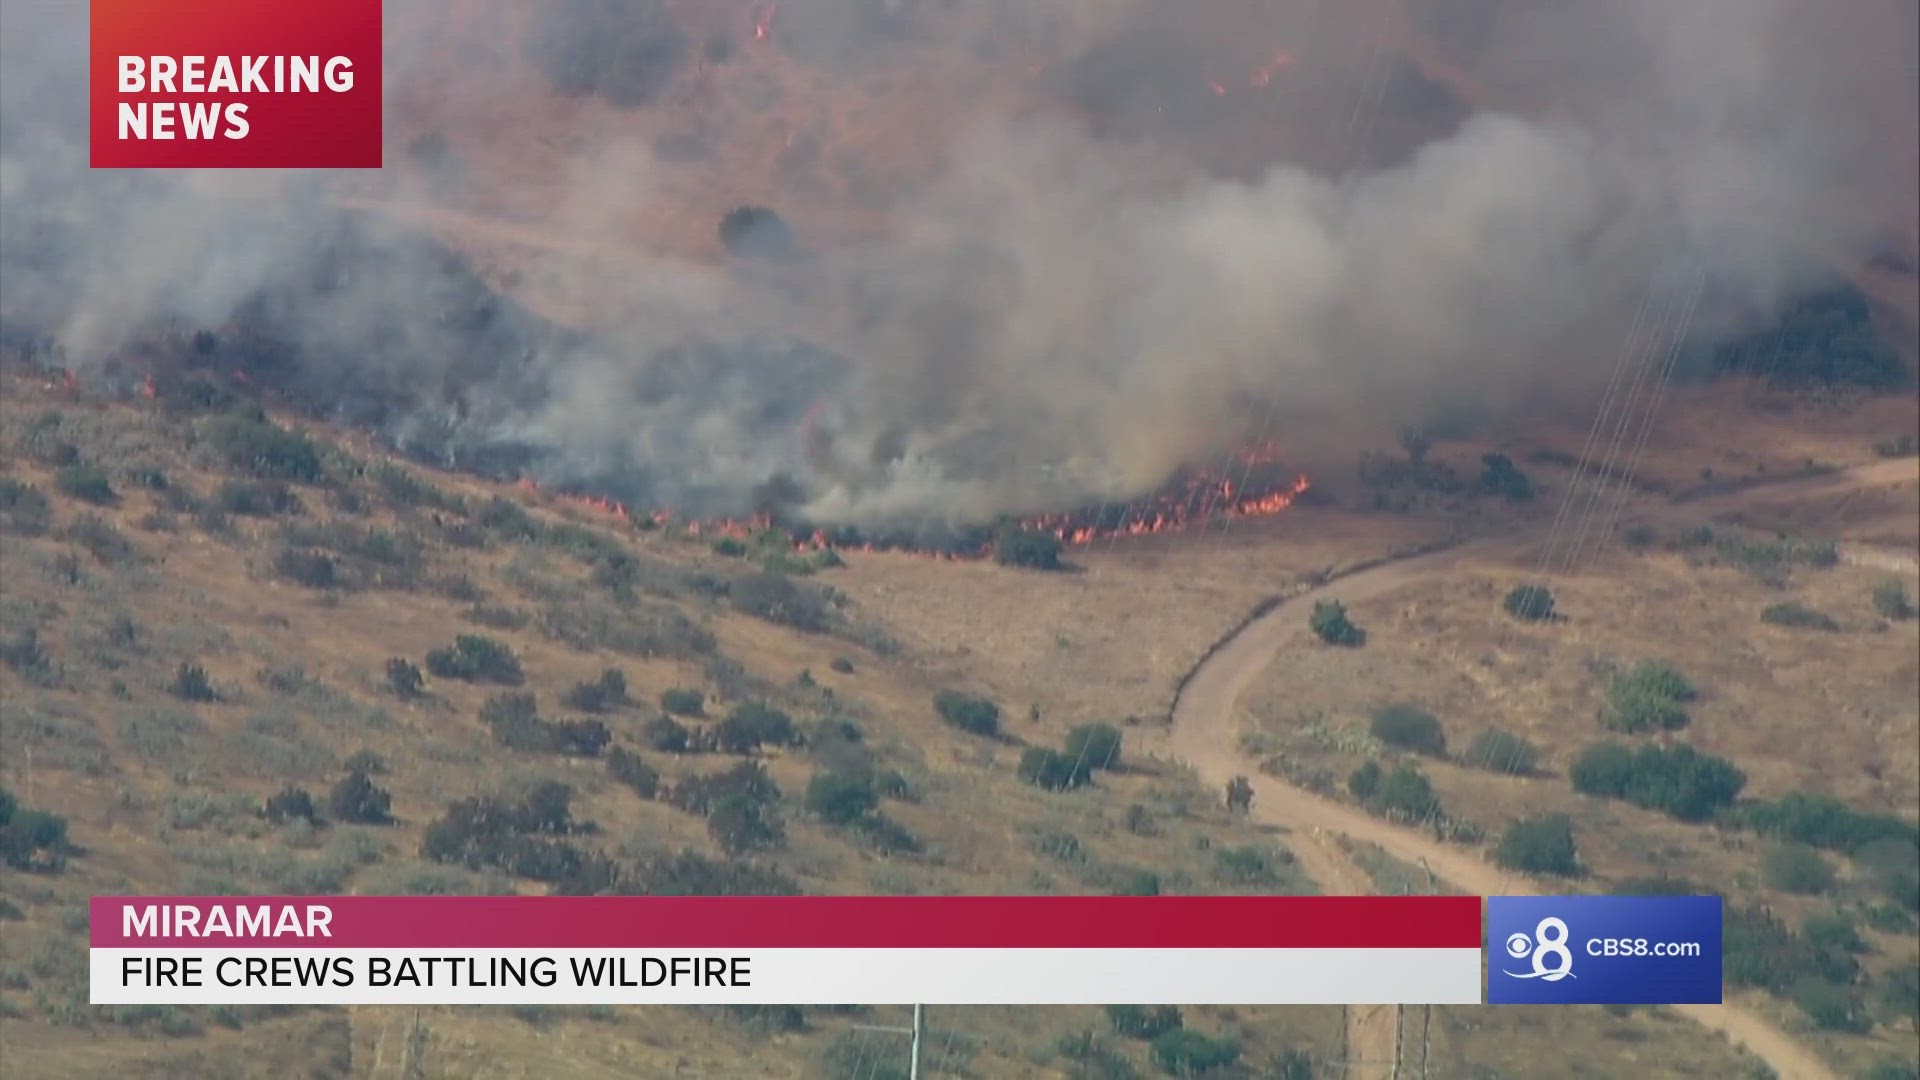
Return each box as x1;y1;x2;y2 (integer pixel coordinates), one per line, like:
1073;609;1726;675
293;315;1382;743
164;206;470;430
2;0;1912;523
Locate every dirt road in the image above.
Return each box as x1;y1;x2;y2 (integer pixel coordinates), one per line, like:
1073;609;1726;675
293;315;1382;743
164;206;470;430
1162;458;1917;1080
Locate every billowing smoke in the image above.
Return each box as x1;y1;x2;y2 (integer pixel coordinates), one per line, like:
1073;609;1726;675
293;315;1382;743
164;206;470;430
1;0;1912;523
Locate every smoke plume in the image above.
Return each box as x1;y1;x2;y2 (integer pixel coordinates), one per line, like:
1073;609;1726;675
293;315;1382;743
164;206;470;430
1;0;1912;523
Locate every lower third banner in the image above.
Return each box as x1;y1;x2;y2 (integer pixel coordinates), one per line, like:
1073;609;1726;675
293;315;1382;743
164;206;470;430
90;895;1483;1005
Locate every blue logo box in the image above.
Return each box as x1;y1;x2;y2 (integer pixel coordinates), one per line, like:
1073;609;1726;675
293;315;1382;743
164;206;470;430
1486;895;1722;1004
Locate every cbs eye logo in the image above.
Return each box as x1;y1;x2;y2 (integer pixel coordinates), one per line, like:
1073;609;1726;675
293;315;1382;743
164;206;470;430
1501;917;1576;982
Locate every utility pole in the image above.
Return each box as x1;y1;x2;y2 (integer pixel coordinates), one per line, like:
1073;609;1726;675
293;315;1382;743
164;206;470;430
910;1003;924;1080
851;1004;925;1078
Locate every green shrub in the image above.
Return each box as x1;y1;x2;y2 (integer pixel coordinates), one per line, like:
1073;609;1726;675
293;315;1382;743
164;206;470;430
1064;723;1124;771
730;571;832;630
1494;814;1581;877
1724;906;1857;993
934;691;1000;737
1461;729;1538;774
1369;704;1445;756
1872;581;1915;620
1792;982;1872;1033
1108;1004;1183;1040
994;525;1065;570
1879;962;1920;1025
660;688;705;716
0;788;71;872
274;548;339;590
1019;747;1092;791
202;416;324;481
55;464;117;504
1308;599;1364;646
0;479;52;535
1479;453;1534;502
1568;741;1745;821
264;786;321;826
216;480;301;516
1735;793;1920;856
385;657;424;697
328;769;393;825
1760;602;1839;631
805;770;880;825
1599;686;1690;734
169;662;217;702
1800;913;1862;955
1762;844;1836;895
1503;584;1555;621
717;702;797;753
644;714;692;753
1150;1029;1240;1076
561;669;627;712
607;746;660;799
425;635;525;685
1350;762;1440;820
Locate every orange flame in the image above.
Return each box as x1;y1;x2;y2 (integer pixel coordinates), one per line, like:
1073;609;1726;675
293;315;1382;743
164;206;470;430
1249;50;1291;89
140;373;157;399
753;2;776;40
1208;76;1228;97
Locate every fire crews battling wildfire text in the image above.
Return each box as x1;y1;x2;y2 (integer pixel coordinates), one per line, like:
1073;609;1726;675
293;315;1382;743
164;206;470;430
115;56;356;141
117;955;752;990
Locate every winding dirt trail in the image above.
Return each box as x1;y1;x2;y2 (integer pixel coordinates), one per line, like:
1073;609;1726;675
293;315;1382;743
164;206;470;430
1162;458;1917;1080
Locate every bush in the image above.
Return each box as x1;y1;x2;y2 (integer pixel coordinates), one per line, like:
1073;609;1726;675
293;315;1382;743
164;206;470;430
934;691;1000;737
731;571;833;630
1698;282;1906;390
328;769;393;825
994;524;1065;570
1569;741;1746;821
1479;453;1534;502
385;657;424;698
264;786;321;825
0;478;52;536
1800;913;1863;956
1792;982;1872;1033
805;770;881;825
217;480;301;516
55;464;117;504
607;746;660;799
1735;793;1920;856
1308;600;1364;646
1494;814;1581;876
202;415;324;481
1503;584;1555;621
0;789;71;872
561;669;627;713
1762;844;1836;895
1108;1004;1183;1040
717;702;797;754
1150;1029;1240;1076
1760;602;1839;631
1599;680;1692;734
717;205;799;261
1873;581;1916;620
660;688;705;716
169;662;218;702
1369;704;1445;756
643;714;692;753
707;796;784;855
1019;747;1092;791
424;635;525;685
1064;723;1124;771
1350;761;1441;820
1461;729;1537;774
274;548;339;590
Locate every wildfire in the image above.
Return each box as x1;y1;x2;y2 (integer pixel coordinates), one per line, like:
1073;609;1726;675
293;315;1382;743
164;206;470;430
1249;50;1291;89
1207;75;1228;97
753;2;777;41
518;443;1311;561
